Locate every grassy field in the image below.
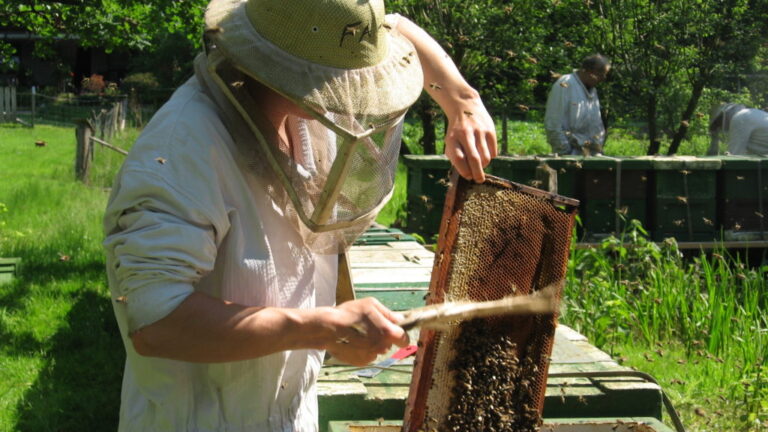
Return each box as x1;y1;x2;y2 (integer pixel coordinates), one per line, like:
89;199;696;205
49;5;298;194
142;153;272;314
0;123;765;431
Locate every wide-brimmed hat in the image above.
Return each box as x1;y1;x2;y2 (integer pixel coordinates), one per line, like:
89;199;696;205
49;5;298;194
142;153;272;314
204;0;424;118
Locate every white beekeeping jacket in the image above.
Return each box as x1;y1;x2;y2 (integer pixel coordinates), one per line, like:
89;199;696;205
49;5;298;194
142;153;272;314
103;60;337;431
544;71;605;155
727;108;768;156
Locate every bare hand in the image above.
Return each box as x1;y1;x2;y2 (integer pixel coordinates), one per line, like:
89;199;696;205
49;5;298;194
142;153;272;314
444;96;498;183
323;298;408;366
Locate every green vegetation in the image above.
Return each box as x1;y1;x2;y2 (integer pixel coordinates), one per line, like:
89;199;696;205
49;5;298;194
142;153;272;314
0;124;127;431
1;124;765;431
562;220;767;431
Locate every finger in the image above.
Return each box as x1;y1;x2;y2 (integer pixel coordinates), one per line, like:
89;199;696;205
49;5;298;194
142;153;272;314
475;129;491;167
487;130;499;159
446;141;471;179
366;301;408;344
460;131;485;183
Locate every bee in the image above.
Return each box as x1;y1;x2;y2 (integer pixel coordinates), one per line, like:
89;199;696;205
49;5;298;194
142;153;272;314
505;50;517;58
419;195;430;203
115;296;128;304
676;196;688;204
429;82;442;90
737;175;745;180
517;104;530;112
550;71;563;80
680;120;690;127
203;26;221;35
755;211;764;218
694;407;708;418
343;23;360;36
526;78;538;86
559;81;569;88
703;217;714;226
155;156;167;165
463;110;473;117
526;56;538;64
58;253;70;262
734;223;742;230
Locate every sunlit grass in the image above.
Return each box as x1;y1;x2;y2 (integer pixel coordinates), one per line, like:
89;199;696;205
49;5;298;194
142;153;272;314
561;220;767;431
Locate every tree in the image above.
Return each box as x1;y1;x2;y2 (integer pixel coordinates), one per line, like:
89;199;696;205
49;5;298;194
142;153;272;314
0;0;207;78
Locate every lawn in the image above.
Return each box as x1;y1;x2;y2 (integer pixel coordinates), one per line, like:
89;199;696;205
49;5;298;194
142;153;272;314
0;123;765;431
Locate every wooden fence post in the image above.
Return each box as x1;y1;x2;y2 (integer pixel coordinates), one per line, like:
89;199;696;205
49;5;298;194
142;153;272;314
75;119;93;183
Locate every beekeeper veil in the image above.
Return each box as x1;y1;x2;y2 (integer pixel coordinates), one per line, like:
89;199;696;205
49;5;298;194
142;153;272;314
201;0;423;254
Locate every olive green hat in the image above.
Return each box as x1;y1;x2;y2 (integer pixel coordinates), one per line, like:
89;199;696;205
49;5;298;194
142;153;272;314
204;0;424;117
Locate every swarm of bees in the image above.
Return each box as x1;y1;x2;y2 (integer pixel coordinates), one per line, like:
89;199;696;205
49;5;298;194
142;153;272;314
436;319;542;432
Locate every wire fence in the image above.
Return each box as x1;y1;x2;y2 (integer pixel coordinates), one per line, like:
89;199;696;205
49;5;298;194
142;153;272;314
1;86;174;130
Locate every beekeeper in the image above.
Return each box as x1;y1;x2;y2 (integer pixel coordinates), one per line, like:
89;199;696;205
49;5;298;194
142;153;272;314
102;0;497;430
708;103;768;156
544;54;611;155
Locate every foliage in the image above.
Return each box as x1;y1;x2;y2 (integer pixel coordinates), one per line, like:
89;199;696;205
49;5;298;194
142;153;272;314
562;219;768;431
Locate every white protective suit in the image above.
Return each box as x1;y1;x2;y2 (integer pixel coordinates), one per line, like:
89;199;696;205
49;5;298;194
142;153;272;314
726;108;768;156
103;55;339;431
544;71;605;155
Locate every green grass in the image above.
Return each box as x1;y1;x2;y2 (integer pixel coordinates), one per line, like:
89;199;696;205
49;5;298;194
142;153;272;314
0;124;127;431
561;221;767;431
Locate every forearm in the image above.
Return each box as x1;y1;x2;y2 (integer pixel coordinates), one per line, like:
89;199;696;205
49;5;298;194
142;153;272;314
396;17;480;116
397;16;496;182
130;291;334;363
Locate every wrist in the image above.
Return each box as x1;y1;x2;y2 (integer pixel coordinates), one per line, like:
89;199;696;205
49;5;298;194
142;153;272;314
291;307;338;351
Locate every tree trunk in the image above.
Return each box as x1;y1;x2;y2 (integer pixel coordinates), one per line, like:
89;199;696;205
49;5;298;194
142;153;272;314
667;79;705;155
645;93;660;155
416;98;437;155
501;112;508;155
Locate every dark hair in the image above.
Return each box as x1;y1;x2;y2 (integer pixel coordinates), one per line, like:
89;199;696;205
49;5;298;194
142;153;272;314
581;54;611;72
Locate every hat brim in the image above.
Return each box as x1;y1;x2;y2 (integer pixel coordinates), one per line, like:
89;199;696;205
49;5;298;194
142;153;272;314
205;0;424;117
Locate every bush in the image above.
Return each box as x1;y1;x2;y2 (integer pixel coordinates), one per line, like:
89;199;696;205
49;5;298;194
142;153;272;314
122;72;160;93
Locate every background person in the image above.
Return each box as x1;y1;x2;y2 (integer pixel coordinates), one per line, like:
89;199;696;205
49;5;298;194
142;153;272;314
708;103;768;156
102;0;497;430
544;54;611;155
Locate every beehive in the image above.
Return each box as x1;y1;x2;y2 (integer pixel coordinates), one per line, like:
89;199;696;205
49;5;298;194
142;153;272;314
403;172;579;432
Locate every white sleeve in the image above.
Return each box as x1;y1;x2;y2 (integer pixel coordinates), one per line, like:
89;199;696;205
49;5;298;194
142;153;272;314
727;114;752;155
544;78;570;153
104;168;227;332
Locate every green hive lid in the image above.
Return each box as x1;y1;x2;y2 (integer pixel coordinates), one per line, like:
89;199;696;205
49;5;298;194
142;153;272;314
581;156;655;170
642;156;722;170
402;154;451;169
490;155;541;169
719;155;764;169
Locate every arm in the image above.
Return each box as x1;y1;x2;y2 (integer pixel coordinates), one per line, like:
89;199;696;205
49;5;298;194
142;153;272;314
131;292;408;366
397;17;497;183
106;170;407;367
544;79;571;154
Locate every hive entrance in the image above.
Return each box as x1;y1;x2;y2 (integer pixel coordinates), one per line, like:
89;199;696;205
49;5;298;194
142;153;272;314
403;172;579;432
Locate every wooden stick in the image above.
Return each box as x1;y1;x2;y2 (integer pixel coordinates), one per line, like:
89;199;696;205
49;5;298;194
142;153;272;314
398;283;560;331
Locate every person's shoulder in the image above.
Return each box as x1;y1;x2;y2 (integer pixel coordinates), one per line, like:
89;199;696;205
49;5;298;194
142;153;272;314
144;78;226;137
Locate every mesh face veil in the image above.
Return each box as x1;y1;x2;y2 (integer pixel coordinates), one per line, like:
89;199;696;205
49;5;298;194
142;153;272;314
204;51;408;254
202;0;423;254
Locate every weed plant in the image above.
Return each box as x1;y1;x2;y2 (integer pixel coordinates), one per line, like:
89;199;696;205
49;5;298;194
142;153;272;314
562;219;767;431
